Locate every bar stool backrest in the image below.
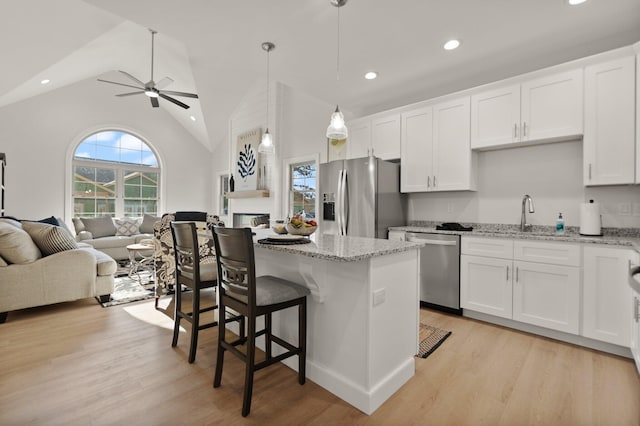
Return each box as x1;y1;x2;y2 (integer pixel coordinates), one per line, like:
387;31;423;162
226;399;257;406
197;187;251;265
211;227;256;305
170;221;201;283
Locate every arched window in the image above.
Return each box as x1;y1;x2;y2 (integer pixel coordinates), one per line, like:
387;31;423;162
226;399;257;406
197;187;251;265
72;130;160;218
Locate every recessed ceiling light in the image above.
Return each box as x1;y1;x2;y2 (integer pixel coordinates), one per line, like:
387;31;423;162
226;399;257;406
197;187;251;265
364;71;378;80
443;39;461;51
568;0;587;5
40;79;50;85
189;115;196;121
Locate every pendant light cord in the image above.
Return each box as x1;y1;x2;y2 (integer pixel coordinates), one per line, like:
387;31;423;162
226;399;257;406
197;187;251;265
336;6;340;83
266;47;270;127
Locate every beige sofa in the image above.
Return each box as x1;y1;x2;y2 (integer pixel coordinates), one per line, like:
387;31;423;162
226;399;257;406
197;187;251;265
72;215;157;261
0;219;116;323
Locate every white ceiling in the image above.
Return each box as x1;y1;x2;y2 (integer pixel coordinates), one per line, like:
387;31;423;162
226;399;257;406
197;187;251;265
2;0;639;152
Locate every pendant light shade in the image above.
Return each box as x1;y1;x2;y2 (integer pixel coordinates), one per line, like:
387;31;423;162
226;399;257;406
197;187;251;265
326;0;348;140
258;42;275;154
326;105;348;140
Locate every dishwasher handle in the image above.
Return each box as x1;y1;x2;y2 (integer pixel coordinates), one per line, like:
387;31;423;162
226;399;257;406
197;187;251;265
406;234;458;246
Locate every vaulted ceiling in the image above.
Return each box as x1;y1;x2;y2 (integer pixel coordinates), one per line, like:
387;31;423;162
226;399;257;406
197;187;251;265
2;0;639;152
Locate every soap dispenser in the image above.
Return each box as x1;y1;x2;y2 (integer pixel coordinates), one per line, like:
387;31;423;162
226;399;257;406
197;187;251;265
556;212;565;234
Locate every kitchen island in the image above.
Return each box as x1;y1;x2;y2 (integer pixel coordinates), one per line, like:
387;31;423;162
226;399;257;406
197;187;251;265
250;233;423;415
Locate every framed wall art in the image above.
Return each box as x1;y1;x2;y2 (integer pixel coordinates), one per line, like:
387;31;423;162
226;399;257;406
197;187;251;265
235;128;260;191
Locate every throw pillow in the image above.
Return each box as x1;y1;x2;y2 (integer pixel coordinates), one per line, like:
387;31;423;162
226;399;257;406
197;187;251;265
80;216;116;238
72;217;85;235
22;221;79;256
0;254;7;267
0;222;42;264
115;217;140;236
34;216;60;226
0;217;23;229
139;214;159;234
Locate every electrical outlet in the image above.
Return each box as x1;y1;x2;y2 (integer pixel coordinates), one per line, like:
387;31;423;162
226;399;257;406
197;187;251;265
373;288;386;306
619;203;631;216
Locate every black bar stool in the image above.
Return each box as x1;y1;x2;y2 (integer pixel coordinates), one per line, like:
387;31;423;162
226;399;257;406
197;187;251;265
210;226;310;417
170;221;218;363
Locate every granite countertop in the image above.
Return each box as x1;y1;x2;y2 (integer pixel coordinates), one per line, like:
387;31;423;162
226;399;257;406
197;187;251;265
390;221;640;253
254;233;424;262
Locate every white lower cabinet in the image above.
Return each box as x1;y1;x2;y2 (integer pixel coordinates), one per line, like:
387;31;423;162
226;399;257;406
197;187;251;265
461;255;513;318
513;260;580;334
582;246;636;347
461;237;580;334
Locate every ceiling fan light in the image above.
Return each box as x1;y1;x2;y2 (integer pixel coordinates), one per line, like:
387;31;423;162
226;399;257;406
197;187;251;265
258;128;274;153
144;89;159;98
326;105;348;140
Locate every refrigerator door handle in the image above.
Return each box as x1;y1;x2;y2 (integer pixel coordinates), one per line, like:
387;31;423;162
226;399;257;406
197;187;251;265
342;169;349;235
336;169;344;235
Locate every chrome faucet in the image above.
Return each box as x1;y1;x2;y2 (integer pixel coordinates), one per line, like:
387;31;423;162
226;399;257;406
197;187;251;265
521;194;535;232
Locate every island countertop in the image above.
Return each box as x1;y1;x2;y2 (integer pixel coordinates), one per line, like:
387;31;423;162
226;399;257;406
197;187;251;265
254;233;424;262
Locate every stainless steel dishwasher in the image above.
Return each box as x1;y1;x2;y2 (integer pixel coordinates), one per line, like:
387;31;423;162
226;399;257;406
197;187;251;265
405;232;461;314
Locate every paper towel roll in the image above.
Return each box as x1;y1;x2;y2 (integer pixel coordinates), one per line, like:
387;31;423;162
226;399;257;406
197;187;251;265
580;200;602;236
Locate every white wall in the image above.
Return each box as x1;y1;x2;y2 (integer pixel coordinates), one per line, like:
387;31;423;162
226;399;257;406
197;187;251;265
408;139;640;228
218;81;331;225
0;77;213;222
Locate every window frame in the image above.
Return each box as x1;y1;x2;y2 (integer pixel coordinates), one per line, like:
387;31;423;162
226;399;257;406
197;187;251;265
65;127;164;221
282;154;319;219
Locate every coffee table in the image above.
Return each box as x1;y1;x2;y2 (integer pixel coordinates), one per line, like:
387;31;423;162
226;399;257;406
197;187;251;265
126;243;155;283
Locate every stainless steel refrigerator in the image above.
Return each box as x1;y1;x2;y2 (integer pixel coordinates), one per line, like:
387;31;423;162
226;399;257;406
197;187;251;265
319;156;406;239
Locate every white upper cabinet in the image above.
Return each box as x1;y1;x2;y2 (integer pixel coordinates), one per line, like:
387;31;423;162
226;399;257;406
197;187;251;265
346;113;401;160
470;69;583;150
346;118;371;159
401;96;476;192
371;114;401;160
470;85;521;149
521;69;583;142
400;106;433;192
583;56;636;186
432;96;476;191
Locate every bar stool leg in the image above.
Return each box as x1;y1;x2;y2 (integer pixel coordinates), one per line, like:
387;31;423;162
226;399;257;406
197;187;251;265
171;284;182;348
242;316;256;417
299;298;306;385
188;286;201;363
265;312;272;360
213;302;226;388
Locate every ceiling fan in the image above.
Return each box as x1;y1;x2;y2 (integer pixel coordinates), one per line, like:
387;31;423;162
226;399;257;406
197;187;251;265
97;29;198;109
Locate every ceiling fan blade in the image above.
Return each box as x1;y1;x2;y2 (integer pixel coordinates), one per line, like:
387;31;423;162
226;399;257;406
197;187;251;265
118;70;146;87
97;79;144;91
150;97;159;108
159;93;190;109
116;91;145;97
156;77;174;89
161;90;199;99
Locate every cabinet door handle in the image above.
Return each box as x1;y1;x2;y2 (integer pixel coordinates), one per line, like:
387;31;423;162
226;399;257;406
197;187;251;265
635;297;640;322
433;176;437;187
427;176;431;188
516;267;519;282
523;122;527;137
588;163;592;180
506;266;509;281
514;124;518;138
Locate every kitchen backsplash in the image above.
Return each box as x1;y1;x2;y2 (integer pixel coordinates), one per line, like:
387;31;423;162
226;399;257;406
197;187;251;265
407;140;640;229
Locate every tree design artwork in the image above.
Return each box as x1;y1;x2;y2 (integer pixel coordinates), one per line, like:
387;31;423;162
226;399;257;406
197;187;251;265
237;143;256;181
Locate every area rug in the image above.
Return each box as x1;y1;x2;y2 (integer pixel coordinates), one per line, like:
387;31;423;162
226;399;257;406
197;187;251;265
417;323;452;358
99;272;155;307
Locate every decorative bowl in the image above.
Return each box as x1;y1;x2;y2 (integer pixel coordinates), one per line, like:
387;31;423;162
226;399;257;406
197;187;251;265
286;223;317;236
272;224;288;234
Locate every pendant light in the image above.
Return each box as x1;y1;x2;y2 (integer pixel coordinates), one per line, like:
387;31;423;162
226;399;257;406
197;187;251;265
326;0;348;140
258;42;275;154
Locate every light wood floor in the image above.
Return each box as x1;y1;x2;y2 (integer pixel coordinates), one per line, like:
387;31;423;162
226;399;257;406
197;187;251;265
1;297;639;425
